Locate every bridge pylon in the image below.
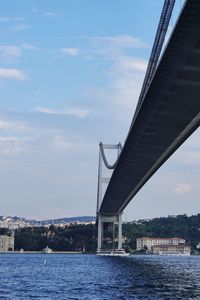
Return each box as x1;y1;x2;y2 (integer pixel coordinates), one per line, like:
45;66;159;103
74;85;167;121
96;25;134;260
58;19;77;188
97;212;122;250
96;142;122;252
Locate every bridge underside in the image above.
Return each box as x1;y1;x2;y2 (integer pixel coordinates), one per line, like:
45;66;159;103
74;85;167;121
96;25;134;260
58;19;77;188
99;0;200;214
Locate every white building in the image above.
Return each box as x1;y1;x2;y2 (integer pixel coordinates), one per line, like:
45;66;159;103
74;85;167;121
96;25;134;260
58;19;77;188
136;237;185;251
152;244;191;255
43;246;52;253
0;235;14;252
196;243;200;249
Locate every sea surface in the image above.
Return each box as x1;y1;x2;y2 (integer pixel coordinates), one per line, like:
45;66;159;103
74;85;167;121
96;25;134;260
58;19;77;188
0;254;200;299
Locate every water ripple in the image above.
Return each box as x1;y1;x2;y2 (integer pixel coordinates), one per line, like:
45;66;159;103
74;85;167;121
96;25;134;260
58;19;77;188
0;254;199;299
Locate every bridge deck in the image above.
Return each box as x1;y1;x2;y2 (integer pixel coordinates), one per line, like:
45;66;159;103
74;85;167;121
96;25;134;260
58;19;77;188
99;0;200;214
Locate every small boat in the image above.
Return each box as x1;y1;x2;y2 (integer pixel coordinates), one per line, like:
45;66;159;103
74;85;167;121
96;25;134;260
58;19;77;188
96;248;130;256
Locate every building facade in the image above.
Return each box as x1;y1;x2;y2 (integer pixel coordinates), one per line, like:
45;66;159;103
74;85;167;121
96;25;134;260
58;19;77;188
136;237;185;251
152;244;191;255
0;235;14;252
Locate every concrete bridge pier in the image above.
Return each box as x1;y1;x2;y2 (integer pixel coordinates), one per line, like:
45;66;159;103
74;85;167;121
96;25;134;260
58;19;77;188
97;213;123;250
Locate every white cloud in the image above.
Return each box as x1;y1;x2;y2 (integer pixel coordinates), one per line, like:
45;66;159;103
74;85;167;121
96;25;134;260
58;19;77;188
0;137;20;142
13;17;25;21
32;6;38;13
52;135;71;150
13;24;30;31
175;184;192;195
22;43;36;50
0;17;25;22
61;48;79;56
33;106;91;118
0;68;27;80
0;44;37;64
52;135;96;153
65;108;90;118
107;56;147;108
0;137;24;155
0;119;26;131
44;12;58;17
34;107;58;114
0;45;21;63
0;17;10;22
82;34;148;117
89;35;147;50
115;56;147;73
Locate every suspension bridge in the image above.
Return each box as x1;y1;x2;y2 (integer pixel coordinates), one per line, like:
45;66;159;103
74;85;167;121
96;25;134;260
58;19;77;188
96;0;200;253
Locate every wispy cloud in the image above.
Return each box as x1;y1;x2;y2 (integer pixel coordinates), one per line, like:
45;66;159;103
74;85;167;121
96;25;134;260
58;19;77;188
32;6;38;13
86;34;147;67
0;43;37;64
0;119;26;131
13;17;25;21
0;16;25;22
0;17;10;22
0;45;21;63
44;12;58;17
65;108;90;118
13;24;30;31
175;184;192;195
0;136;24;155
34;107;58;114
33;106;90;118
114;56;147;73
0;68;27;80
89;35;147;50
21;43;37;50
52;135;96;152
61;48;79;56
52;135;71;151
82;34;148;116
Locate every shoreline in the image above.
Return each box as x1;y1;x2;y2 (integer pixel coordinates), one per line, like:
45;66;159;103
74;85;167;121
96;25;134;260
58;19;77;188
0;251;86;254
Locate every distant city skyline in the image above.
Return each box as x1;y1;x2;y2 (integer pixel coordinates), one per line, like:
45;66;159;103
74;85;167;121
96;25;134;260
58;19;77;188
0;0;199;220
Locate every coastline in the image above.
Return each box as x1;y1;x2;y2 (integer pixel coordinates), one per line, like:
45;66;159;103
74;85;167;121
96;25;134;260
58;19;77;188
0;251;85;254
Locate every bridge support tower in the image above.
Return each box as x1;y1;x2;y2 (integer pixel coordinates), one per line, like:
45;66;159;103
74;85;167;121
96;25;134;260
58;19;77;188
96;143;123;251
97;213;122;250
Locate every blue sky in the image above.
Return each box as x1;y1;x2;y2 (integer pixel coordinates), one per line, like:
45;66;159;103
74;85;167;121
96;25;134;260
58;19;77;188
1;0;198;221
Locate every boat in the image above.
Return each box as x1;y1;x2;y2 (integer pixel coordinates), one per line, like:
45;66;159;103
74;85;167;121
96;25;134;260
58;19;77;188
96;248;130;256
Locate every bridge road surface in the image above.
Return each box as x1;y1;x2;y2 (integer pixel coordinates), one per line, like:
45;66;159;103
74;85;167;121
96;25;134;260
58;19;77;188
99;0;200;214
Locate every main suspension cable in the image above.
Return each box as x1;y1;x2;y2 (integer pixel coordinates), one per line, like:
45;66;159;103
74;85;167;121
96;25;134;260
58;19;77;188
99;142;122;170
135;0;176;114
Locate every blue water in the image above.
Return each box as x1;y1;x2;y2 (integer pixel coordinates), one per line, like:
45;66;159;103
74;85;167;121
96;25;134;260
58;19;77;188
0;254;199;299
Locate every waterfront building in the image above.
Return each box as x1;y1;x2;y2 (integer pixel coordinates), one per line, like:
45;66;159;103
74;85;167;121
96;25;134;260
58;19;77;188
136;237;185;251
0;235;14;252
43;246;52;253
196;242;200;249
152;244;191;255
